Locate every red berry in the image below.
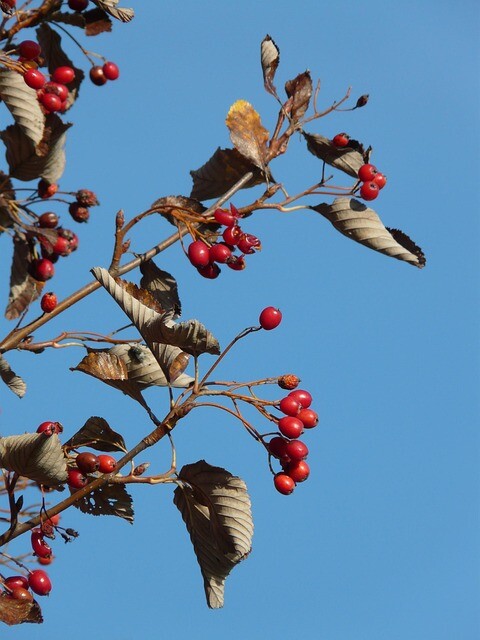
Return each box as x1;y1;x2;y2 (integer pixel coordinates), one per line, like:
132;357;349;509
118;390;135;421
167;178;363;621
31;528;52;558
226;255;246;271
28;570;52;596
4;576;29;590
359;180;379;201
214;208;237;226
38;212;58;228
67;468;88;489
278;416;304;439
288;389;312;408
259;306;282;331
197;263;221;279
36;421;63;436
274;473;295;495
277;374;300;390
9;587;33;602
68;232;79;251
279;395;300;416
285;460;310;483
40;92;62;113
98;454;117;473
43;513;60;526
30;258;54;281
23;68;45;90
51;235;71;256
222;225;242;246
209;243;232;263
44;81;69;102
373;172;387;189
297;408;319;429
102;61;119;81
18;40;41;60
68;202;90;222
40;292;57;313
332;132;350;147
68;0;89;10
187;240;210;267
268;436;289;460
358;163;378;182
52;66;75;84
285;439;309;461
237;233;261;254
37;555;54;566
75;452;100;474
89;66;107;86
37;180;58;199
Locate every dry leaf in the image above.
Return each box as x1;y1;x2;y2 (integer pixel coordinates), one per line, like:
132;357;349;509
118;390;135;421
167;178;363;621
285;71;312;124
114;278;165;313
139;260;182;318
0;69;45;149
0;593;43;626
0;354;26;398
150;194;206;227
64;416;127;453
72;482;134;522
303;131;365;178
312;197;426;268
92;0;134;22
226;100;270;171
5;234;43;320
261;34;280;96
174;460;253;609
0;433;67;485
50;10;86;28
190;147;266;201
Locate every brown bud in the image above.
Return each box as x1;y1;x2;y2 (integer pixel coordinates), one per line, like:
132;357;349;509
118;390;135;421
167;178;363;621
69;202;90;222
278;374;301;390
355;94;369;109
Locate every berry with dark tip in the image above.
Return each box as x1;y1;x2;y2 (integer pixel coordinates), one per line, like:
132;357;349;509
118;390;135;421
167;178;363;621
332;132;350;147
89;66;107;86
285;460;310;483
67;468;88;489
30;258;54;281
278;416;304;439
23;68;45;90
359;180;379;201
38;212;58;228
36;421;63;436
40;292;57;313
297;408;319;429
285;439;309;461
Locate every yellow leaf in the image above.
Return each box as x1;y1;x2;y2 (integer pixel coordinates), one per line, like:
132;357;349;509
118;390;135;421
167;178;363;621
225;100;269;170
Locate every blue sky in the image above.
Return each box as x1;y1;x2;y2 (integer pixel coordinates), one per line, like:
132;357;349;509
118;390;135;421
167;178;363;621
0;1;479;638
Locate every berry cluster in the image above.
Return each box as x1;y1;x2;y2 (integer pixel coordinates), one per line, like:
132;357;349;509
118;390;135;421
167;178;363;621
268;388;319;495
67;452;117;490
187;204;261;278
1;570;52;601
357;163;387;201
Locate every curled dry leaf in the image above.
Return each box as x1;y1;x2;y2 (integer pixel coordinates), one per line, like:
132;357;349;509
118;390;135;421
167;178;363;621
312;197;426;268
0;353;26;398
72;482;134;523
150;194;206;227
303;131;365;178
64;416;127;453
0;69;45;150
226;100;270;171
5;234;43;320
139;260;182;319
174;460;254;609
50;10;87;29
0;433;67;486
83;9;113;36
261;34;280;96
114;279;165;313
0;593;43;626
92;0;134;22
285;71;313;125
0;171;15;234
190;147;267;201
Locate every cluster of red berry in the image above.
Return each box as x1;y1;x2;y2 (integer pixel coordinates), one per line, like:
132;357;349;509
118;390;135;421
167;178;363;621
187;204;261;278
68;452;117;490
1;569;52;601
268;388;319;495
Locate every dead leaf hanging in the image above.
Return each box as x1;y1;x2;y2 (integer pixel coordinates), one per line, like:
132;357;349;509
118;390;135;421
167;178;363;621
5;234;43;320
0;353;26;398
64;416;127;453
226;100;270;171
72;482;134;523
0;593;43;626
0;69;45;149
174;460;254;609
312;197;426;268
92;0;134;22
285;71;312;125
260;34;280;96
0;433;67;486
139;261;182;319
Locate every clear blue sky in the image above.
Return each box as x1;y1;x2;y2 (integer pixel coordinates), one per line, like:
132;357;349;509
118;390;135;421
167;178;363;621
1;1;479;638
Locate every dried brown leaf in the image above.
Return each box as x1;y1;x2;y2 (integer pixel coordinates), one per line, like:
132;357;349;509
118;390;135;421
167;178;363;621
312;197;426;268
139;260;182;318
0;433;67;485
84;8;112;35
190;147;267;201
303;131;365;178
285;71;312;124
0;172;15;234
5;234;43;320
0;593;43;626
72;482;134;522
226;100;270;171
92;0;134;22
150;194;206;227
0;354;26;398
261;34;280;96
50;10;86;28
64;416;127;453
174;460;253;609
114;279;164;313
0;69;45;149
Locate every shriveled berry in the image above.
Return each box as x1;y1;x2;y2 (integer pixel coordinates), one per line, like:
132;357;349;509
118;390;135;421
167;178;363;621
102;61;119;81
31;528;52;558
75;452;100;473
237;233;260;254
30;258;54;281
278;374;300;390
9;587;33;602
209;243;232;263
359;180;379;201
355;94;369;108
38;212;58;228
52;66;75;84
332;132;350;147
187;240;210;267
89;66;107;86
36;421;63;436
259;306;282;330
24;68;45;90
68;202;89;222
288;389;312;408
226;255;246;271
358;163;378;182
197;263;221;279
285;439;309;461
75;189;99;206
28;569;52;596
67;468;88;489
4;576;29;590
274;473;295;495
18;40;41;60
41;292;57;313
37;180;58;199
297;408;319;429
97;454;117;473
285;460;310;483
278;416;304;439
222;225;242;246
214;208;237;227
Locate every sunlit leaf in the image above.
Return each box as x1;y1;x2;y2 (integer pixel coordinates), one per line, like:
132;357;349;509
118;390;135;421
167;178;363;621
174;460;254;609
150;194;206;227
0;69;45;149
64;416;127;453
303;131;365;178
139;260;182;318
312;197;426;268
285;71;312;124
92;0;134;22
72;482;134;523
0;593;43;626
0;354;26;398
0;433;67;486
226;100;270;171
260;34;280;96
